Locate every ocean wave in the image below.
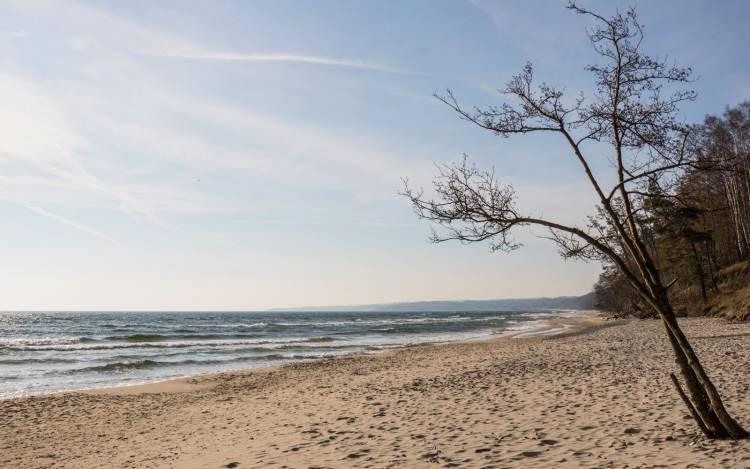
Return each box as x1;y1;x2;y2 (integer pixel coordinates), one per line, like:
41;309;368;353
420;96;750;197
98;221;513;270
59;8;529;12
271;315;516;328
0;357;77;365
101;333;265;343
260;353;327;361
185;322;267;328
0;336;94;348
2;336;355;352
107;334;168;343
75;359;161;373
370;327;397;333
304;336;336;342
100;323;174;330
65;353;329;374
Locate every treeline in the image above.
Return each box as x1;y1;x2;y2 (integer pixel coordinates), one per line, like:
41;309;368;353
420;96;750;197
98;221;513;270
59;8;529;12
594;101;750;318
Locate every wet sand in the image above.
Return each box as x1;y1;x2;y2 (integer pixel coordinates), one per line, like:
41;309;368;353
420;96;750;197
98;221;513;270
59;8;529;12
2;315;750;468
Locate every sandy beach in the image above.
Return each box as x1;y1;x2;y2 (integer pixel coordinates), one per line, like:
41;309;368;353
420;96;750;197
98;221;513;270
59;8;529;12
3;315;750;468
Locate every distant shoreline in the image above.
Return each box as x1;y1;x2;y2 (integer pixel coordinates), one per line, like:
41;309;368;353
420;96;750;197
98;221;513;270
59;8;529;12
269;294;596;312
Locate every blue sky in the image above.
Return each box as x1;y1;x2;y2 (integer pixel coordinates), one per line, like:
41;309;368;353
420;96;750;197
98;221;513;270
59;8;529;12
0;0;748;310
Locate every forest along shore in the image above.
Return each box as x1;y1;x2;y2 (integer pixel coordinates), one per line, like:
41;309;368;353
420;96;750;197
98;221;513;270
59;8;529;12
2;316;750;468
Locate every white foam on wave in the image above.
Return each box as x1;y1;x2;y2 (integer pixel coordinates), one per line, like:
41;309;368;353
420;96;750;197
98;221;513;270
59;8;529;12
512;323;575;339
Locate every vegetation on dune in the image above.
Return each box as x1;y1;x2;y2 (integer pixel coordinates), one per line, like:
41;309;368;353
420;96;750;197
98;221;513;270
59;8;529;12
595;102;750;321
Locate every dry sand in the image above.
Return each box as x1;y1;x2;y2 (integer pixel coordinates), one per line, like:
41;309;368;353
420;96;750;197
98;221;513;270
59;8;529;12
2;315;750;468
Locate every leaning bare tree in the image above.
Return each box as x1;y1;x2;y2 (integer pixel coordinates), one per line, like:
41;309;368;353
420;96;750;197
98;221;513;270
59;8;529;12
402;3;747;439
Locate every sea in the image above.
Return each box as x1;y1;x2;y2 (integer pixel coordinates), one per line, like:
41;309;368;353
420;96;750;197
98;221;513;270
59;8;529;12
0;310;583;398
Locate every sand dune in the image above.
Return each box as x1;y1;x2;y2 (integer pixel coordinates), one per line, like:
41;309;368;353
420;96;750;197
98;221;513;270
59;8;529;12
2;316;750;468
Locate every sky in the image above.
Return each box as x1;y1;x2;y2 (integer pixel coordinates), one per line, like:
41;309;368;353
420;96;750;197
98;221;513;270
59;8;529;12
0;0;748;310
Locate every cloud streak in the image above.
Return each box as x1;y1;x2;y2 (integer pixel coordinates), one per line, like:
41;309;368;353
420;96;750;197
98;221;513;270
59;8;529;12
25;204;122;246
0;73;175;230
137;50;415;74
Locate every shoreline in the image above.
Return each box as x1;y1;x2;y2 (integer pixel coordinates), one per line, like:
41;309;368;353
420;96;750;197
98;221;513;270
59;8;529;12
4;310;602;400
7;313;747;468
83;310;605;397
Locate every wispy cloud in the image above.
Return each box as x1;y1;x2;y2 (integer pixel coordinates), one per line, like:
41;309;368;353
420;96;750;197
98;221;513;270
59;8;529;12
136;50;416;74
25;204;121;246
0;73;174;230
2;29;28;39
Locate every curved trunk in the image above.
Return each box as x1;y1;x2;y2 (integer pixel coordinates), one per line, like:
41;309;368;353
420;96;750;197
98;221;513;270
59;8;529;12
654;291;747;439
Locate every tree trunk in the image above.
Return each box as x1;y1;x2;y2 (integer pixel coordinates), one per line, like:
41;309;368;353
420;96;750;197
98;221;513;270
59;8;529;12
704;238;719;293
653;291;747;439
689;241;707;301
